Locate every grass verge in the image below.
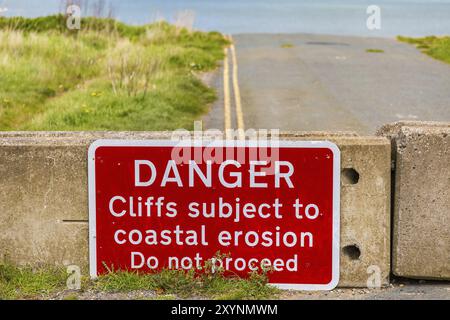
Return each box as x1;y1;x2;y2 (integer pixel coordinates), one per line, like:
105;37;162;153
398;35;450;64
0;15;228;130
0;263;279;300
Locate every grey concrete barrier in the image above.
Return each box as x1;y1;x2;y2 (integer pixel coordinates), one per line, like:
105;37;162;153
0;131;391;288
378;121;450;280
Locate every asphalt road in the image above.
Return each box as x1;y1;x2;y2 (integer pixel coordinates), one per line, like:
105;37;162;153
204;34;450;134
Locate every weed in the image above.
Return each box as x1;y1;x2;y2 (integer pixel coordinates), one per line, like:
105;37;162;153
366;48;384;53
281;43;294;48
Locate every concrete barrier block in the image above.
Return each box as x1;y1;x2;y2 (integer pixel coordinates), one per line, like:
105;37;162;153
335;137;391;287
378;121;450;280
0;132;391;287
0;144;89;265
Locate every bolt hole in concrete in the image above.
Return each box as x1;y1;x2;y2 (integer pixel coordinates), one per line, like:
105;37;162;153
343;245;361;260
342;168;359;185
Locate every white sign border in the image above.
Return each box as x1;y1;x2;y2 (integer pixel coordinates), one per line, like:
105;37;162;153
88;139;340;291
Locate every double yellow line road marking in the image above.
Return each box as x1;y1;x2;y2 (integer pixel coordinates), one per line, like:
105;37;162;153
223;35;245;140
223;46;232;135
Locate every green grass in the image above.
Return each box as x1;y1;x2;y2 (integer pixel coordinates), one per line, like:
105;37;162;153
0;263;68;299
398;35;450;64
366;48;384;53
0;15;228;130
0;263;279;300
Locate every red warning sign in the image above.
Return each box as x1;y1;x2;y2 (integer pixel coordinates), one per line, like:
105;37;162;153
88;140;340;290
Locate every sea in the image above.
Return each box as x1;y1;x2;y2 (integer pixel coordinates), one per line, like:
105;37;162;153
1;0;450;37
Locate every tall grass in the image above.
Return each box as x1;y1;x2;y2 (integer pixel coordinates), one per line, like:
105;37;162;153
0;16;227;130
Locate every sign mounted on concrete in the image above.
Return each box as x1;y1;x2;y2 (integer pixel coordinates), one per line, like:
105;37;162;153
88;140;340;290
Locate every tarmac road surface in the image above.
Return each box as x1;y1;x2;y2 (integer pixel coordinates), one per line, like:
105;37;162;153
203;33;450;134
